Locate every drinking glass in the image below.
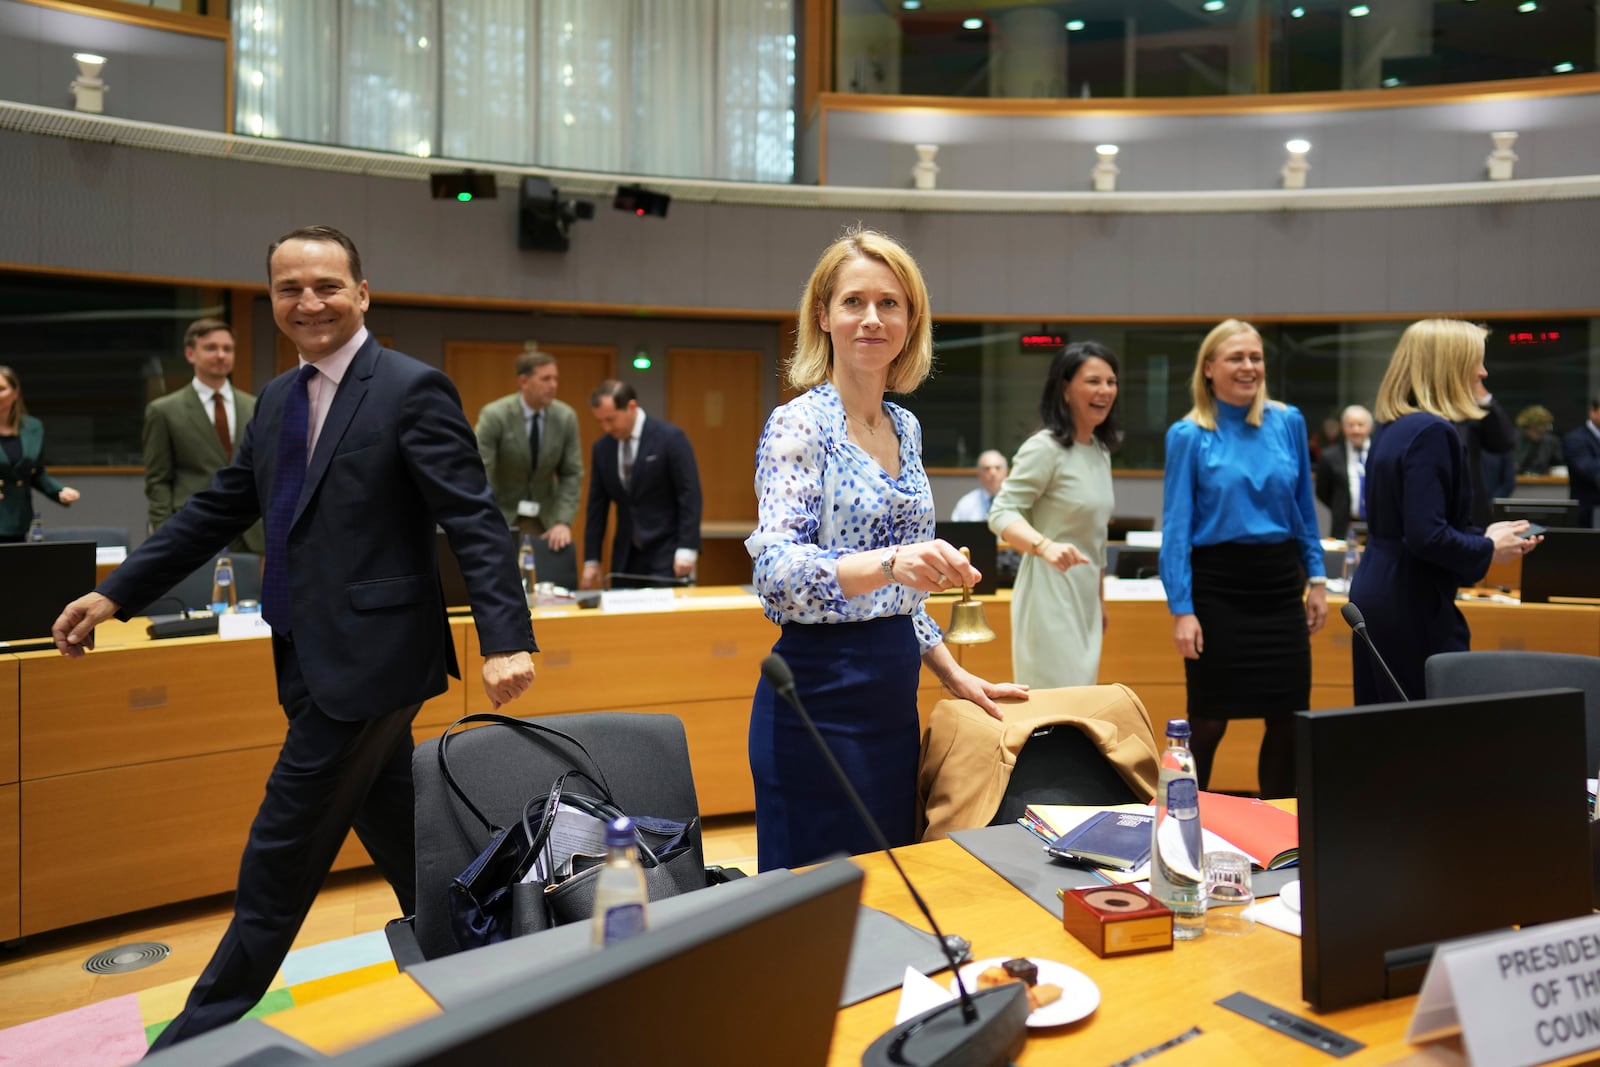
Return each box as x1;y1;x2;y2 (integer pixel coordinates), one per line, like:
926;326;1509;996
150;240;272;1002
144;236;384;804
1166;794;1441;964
1203;850;1255;936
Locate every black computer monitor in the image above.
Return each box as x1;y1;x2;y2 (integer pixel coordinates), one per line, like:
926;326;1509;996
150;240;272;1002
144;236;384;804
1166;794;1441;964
1491;497;1581;528
333;860;864;1067
935;521;997;595
1519;528;1600;605
0;540;96;646
1296;689;1592;1013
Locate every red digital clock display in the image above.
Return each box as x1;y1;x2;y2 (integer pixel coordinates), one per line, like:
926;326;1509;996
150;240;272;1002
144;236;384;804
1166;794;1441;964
1508;331;1561;345
1020;334;1064;349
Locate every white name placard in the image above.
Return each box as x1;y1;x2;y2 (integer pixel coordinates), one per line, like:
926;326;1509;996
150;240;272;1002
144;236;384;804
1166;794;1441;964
217;612;274;641
599;588;677;614
1408;913;1600;1067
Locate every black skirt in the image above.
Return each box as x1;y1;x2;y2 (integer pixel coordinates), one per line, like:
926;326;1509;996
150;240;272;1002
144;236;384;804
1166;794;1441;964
1184;540;1310;721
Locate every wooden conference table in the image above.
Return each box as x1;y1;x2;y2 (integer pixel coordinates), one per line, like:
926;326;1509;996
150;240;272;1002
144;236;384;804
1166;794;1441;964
261;831;1595;1065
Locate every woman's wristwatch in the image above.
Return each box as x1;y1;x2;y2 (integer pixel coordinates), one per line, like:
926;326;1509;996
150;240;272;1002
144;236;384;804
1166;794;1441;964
880;545;899;583
1307;576;1328;586
1031;535;1049;555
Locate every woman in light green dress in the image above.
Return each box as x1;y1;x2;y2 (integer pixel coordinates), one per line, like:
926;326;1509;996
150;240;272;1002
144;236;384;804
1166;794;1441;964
988;342;1120;688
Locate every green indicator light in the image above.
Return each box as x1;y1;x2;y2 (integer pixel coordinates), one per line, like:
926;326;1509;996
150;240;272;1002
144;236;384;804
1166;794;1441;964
632;354;652;370
457;192;472;202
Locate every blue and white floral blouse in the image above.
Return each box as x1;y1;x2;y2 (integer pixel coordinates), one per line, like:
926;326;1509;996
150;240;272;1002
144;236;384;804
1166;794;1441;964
745;382;943;654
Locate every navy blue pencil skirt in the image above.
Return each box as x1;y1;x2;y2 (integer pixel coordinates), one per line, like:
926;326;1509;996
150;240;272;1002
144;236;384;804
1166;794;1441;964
749;616;922;871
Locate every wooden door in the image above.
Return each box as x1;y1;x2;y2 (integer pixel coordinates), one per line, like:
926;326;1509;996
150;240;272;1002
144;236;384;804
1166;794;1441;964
666;348;764;586
443;342;617;569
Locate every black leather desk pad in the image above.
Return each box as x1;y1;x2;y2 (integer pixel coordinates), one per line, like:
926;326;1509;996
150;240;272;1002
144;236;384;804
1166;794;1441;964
949;823;1299;920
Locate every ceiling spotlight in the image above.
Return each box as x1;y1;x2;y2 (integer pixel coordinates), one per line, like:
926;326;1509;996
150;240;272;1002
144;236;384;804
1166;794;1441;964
519;176;595;252
962;17;984;30
1202;0;1226;12
613;184;671;218
1290;6;1306;16
1517;0;1537;10
70;51;107;113
1066;19;1086;31
1553;61;1575;73
1348;5;1371;17
1283;139;1312;189
901;0;921;8
430;171;496;202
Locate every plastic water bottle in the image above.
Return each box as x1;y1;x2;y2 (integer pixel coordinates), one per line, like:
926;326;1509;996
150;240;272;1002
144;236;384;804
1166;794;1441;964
27;514;43;542
517;534;538;606
209;556;236;614
1151;719;1205;940
591;816;648;948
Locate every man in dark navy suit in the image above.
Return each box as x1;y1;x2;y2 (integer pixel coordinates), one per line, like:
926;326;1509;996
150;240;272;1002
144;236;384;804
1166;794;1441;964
579;379;702;589
53;225;537;1049
1564;393;1600;528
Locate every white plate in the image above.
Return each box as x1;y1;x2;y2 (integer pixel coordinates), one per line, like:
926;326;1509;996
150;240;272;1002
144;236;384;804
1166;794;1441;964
951;957;1100;1029
1279;879;1301;914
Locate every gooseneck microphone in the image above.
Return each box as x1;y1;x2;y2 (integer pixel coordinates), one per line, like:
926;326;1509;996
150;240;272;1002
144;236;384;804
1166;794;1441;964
603;572;692;589
760;653;1028;1067
1340;602;1410;702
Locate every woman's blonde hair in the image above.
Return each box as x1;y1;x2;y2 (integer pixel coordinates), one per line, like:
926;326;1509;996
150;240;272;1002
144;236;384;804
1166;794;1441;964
1373;319;1487;424
0;366;24;432
1185;319;1269;430
787;225;933;395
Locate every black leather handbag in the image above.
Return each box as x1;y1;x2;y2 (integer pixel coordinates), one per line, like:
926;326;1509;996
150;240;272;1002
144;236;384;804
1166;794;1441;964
440;714;699;950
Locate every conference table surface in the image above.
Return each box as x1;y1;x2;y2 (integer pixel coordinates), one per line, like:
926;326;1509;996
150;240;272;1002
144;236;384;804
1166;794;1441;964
260;830;1596;1066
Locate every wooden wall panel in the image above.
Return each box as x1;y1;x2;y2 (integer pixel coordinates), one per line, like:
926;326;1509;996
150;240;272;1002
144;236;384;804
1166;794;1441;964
21;747;280;934
0;656;16;785
20;637;280;779
0;784;16;942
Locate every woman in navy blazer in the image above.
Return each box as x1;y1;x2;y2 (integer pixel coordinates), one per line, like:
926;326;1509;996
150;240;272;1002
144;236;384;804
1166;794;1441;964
0;366;79;541
1348;321;1537;704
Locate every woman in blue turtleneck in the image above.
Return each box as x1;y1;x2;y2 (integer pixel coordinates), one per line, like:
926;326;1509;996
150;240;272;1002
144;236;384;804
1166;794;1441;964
1158;320;1327;799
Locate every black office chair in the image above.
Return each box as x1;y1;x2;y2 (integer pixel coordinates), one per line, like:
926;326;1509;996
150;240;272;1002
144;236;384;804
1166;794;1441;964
1425;651;1600;777
392;711;727;965
40;525;129;547
533;540;579;591
158;552;264;612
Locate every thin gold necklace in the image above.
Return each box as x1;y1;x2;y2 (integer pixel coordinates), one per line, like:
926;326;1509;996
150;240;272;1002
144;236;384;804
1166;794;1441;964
846;408;884;437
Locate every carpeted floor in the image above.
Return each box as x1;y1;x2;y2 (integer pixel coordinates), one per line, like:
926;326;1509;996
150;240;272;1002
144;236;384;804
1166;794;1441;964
0;929;396;1066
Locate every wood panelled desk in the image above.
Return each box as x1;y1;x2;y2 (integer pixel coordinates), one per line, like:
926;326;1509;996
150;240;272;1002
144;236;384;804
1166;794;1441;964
258;833;1596;1065
2;589;1595;937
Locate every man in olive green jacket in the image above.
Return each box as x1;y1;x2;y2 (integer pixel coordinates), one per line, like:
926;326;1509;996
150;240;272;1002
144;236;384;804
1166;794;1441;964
474;348;584;552
143;318;264;553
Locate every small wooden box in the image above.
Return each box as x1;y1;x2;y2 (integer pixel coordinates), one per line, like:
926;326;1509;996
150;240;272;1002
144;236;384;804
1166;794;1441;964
1061;886;1174;958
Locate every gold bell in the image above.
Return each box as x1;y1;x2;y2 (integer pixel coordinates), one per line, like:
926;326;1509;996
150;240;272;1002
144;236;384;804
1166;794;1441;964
945;546;996;650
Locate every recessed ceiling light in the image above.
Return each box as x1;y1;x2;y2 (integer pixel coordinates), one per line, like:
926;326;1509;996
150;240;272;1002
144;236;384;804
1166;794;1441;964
1290;6;1306;16
1517;0;1537;10
962;16;984;30
901;0;921;8
1553;61;1575;73
1349;4;1371;16
1066;18;1086;30
1202;0;1226;11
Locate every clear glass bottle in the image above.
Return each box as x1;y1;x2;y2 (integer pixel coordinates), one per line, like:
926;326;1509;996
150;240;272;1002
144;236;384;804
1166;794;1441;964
590;816;648;948
209;555;236;614
1151;719;1206;940
517;534;538;606
27;513;43;542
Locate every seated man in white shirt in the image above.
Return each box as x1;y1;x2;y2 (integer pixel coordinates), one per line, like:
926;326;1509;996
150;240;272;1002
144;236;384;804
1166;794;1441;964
950;449;1008;521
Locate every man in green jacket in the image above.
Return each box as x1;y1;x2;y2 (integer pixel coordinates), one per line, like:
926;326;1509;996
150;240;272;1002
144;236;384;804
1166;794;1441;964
475;347;584;553
143;318;264;553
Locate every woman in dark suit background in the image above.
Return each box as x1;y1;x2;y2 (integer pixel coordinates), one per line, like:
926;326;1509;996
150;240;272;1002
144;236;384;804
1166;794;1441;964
0;366;79;542
1349;320;1537;705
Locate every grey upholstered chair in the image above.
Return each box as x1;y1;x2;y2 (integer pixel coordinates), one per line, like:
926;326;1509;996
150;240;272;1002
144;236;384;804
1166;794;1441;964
40;525;129;546
396;711;711;963
157;552;263;612
1425;651;1600;775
